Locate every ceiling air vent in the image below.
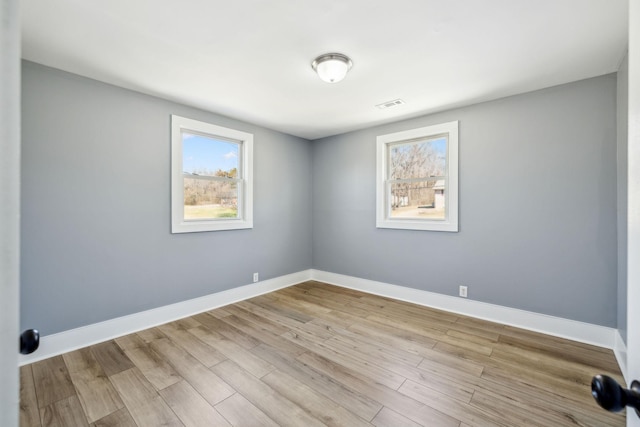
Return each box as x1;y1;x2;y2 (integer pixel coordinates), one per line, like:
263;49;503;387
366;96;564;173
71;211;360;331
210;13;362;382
376;99;405;109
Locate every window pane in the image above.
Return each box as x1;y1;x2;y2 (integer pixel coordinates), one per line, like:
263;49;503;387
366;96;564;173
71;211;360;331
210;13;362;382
389;137;447;180
183;177;238;219
389;180;445;219
182;131;239;178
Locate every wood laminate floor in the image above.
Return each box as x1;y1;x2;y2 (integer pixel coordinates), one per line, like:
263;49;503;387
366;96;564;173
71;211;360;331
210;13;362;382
20;281;625;426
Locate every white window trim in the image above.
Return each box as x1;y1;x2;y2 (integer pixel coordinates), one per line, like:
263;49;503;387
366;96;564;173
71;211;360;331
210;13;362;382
171;115;253;233
376;121;459;232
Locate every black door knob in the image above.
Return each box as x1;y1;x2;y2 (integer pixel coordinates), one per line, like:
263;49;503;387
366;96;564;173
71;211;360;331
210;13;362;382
591;374;640;416
20;329;39;355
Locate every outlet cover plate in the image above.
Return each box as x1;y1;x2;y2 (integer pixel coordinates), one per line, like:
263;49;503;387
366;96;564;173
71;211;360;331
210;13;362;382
459;286;468;298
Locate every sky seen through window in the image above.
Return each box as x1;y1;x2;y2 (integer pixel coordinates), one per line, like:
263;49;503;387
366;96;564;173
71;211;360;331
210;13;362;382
182;132;239;176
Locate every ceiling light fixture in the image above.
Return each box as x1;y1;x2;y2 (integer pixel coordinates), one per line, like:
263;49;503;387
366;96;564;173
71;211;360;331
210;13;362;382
311;53;353;83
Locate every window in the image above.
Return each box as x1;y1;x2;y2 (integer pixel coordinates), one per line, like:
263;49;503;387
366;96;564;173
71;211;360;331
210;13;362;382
171;115;253;233
376;121;458;232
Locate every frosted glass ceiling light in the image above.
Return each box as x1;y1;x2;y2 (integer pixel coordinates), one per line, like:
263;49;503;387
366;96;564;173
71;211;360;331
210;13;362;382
311;53;353;83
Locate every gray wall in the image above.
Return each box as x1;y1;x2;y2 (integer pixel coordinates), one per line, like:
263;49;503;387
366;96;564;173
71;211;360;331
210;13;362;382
312;74;618;327
21;60;620;334
618;53;629;343
21;61;313;335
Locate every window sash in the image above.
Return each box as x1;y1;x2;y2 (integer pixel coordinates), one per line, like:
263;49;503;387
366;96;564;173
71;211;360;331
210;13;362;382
386;134;449;181
181;136;245;221
183;177;243;222
183;173;241;183
181;129;243;179
386;176;445;184
385;178;447;221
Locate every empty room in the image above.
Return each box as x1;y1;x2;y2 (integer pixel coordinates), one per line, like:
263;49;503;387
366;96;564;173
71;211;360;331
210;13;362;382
3;0;640;426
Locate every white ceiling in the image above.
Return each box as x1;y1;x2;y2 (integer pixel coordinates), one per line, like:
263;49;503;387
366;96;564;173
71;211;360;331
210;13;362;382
21;0;628;140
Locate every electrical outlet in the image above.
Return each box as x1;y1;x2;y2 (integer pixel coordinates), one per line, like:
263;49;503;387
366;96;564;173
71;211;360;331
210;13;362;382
253;272;259;283
459;285;468;298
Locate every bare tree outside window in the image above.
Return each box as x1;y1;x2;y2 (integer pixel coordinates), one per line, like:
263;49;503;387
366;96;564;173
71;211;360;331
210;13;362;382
388;137;447;219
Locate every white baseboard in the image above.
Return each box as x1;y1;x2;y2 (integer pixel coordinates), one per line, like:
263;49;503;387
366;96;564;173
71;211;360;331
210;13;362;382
614;330;628;383
19;269;311;365
21;268;619;366
310;269;617;349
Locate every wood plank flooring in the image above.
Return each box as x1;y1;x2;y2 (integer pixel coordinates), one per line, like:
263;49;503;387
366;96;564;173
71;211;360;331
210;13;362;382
20;281;626;426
